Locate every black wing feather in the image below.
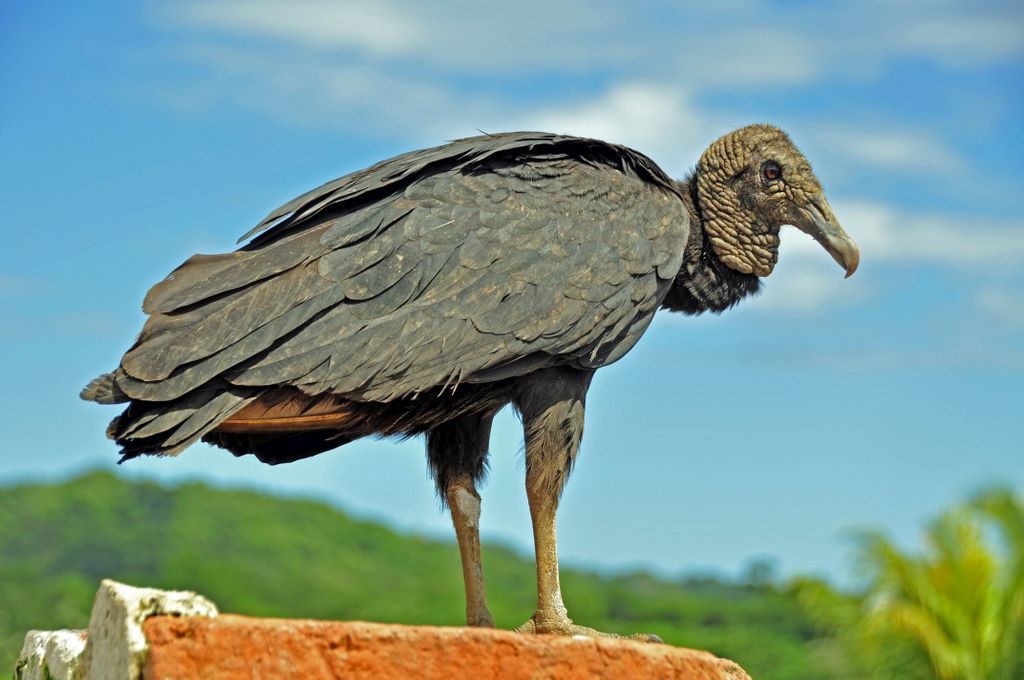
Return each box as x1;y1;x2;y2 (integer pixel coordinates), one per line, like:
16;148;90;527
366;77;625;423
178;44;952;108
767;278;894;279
86;132;689;455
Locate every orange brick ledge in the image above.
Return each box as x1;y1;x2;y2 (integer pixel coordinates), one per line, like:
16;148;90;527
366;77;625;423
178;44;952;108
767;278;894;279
144;616;751;680
15;581;751;680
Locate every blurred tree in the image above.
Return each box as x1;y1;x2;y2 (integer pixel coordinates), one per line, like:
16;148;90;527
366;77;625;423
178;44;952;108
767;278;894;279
742;556;779;591
854;488;1024;680
0;472;832;679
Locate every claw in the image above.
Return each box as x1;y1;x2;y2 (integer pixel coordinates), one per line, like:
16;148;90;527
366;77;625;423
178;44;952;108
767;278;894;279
632;633;664;644
515;615;662;643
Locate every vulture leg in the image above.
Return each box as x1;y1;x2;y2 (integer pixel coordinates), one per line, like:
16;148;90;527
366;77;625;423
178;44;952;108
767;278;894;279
514;368;660;642
427;412;496;627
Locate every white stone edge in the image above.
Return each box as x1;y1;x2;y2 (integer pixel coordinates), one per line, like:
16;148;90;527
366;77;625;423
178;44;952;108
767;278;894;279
14;580;218;680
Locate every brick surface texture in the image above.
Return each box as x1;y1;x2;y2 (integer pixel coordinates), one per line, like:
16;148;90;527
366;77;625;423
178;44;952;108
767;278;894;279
143;615;752;680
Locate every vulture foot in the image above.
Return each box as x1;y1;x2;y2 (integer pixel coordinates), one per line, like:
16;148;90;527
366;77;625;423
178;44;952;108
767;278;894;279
514;615;663;643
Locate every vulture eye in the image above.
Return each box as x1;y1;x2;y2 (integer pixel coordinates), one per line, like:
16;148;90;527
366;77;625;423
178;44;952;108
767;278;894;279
762;161;782;182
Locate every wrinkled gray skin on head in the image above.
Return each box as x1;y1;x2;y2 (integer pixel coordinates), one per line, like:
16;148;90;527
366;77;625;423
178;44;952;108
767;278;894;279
696;124;859;279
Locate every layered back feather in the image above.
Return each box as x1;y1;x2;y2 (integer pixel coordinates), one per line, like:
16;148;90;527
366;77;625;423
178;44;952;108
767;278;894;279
82;132;690;459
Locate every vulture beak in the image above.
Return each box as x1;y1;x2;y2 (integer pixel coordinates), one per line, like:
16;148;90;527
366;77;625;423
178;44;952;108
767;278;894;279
796;194;860;278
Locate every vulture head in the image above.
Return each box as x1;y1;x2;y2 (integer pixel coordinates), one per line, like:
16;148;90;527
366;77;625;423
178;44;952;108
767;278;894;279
696;124;860;278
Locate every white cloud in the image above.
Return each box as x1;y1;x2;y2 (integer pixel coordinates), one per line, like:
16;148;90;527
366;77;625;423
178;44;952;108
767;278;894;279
505;82;968;181
166;0;617;73
158;44;503;141
975;287;1024;328
175;0;420;56
749;199;1024;314
808;127;962;175
504;83;710;175
166;0;1024;84
667;25;825;89
519;84;695;147
777;199;1024;270
833;200;1024;268
751;256;867;313
515;86;968;179
156;1;995;182
899;15;1024;66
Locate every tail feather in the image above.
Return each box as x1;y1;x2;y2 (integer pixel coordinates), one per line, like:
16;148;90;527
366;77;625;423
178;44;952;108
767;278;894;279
112;387;258;461
80;371;129;404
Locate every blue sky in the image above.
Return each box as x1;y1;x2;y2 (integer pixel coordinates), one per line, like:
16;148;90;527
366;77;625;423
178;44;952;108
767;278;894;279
1;0;1022;584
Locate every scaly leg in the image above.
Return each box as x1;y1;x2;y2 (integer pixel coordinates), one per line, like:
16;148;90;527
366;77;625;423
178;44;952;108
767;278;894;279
513;368;661;642
446;474;494;626
427;413;495;627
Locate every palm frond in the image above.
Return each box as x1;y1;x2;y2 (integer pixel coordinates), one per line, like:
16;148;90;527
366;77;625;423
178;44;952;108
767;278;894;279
850;488;1024;680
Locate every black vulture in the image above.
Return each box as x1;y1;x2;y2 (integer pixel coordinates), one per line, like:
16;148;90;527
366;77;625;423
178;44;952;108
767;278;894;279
83;126;859;639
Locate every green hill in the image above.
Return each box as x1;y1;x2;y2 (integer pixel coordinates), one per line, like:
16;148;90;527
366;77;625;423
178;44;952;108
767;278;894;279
0;471;839;678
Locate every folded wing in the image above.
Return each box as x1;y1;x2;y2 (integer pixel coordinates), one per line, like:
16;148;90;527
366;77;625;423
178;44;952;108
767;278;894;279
86;133;689;453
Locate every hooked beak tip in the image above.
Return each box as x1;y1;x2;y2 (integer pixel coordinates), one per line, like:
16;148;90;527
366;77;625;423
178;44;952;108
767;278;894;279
800;195;860;279
843;245;860;278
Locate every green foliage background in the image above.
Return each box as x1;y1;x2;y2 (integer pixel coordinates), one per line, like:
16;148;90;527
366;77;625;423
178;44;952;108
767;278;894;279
4;473;1021;678
1;471;843;679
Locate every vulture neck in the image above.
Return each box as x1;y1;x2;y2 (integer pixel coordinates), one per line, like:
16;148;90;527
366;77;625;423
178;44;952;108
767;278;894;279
660;173;762;315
